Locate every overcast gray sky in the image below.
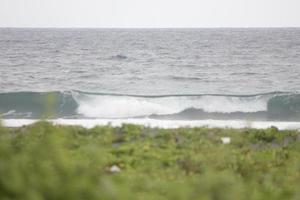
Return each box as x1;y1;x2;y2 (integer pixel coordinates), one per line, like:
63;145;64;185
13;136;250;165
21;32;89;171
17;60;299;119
1;0;299;28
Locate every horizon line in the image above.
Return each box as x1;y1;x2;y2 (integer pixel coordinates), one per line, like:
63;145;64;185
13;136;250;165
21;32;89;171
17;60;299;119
0;26;300;29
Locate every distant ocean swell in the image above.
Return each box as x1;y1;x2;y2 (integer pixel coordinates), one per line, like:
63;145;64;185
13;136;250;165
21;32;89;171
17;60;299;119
0;91;300;121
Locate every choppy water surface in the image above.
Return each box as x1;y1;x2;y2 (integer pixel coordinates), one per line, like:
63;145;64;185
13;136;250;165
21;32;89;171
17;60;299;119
0;28;300;125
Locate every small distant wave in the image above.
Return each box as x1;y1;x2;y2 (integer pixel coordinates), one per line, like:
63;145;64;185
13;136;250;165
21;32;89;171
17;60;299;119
169;75;202;81
110;54;128;60
230;72;260;76
0;90;300;121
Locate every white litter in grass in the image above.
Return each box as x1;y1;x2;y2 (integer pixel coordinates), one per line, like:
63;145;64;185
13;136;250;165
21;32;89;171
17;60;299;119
221;137;231;144
109;165;121;173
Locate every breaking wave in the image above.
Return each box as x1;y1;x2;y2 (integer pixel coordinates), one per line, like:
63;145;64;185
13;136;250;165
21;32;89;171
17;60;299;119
0;90;300;121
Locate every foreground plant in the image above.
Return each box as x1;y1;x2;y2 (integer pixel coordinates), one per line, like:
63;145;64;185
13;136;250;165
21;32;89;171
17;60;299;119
0;122;299;200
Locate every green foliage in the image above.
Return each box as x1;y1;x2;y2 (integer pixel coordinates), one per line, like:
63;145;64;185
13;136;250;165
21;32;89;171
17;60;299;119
0;123;299;200
42;93;58;119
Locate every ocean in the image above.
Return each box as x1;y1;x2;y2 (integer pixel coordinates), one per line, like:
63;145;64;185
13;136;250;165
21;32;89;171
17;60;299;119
1;28;300;129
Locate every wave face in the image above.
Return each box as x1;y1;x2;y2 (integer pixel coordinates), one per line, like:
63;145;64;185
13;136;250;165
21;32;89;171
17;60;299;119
0;92;78;119
1;91;300;121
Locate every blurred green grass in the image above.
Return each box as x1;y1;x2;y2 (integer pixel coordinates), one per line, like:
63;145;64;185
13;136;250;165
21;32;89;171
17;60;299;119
0;122;299;200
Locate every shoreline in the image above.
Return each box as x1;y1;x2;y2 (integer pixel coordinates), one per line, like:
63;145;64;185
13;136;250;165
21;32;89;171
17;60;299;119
2;118;300;130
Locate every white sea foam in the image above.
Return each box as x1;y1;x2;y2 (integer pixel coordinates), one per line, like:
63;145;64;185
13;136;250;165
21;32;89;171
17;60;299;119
0;110;15;117
3;119;300;130
76;95;173;118
74;94;269;118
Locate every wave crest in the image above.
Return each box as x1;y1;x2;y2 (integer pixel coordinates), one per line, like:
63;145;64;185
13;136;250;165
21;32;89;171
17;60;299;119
0;90;300;121
74;93;269;118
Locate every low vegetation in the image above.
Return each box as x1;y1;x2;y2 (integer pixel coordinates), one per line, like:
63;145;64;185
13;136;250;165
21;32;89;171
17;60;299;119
0;122;299;200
